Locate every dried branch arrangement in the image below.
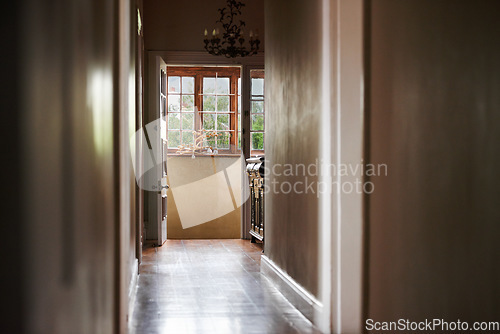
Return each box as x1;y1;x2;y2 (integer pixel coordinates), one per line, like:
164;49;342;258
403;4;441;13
176;129;220;156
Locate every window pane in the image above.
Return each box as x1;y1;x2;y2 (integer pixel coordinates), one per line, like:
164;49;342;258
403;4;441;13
168;95;180;111
181;113;194;130
238;114;241;131
238;78;241;95
251;78;264;96
182;131;194;145
203;96;216;111
251;101;263;113
181;95;194;111
203;114;215;130
182;77;194;94
168;130;180;148
204;133;216;148
168;76;180;93
251;132;264;150
217;96;230;111
168;113;180;129
203;77;216;94
217;114;230;131
238;131;241;149
251;114;264;131
216;77;230;94
238;95;241;113
218;132;230;149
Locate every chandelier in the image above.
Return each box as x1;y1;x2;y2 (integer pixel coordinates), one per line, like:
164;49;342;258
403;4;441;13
204;0;260;58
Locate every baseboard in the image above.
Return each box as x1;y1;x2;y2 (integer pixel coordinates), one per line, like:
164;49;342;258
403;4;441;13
128;258;139;322
260;255;323;325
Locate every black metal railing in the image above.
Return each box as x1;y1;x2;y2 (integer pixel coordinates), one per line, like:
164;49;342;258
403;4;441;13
246;156;264;243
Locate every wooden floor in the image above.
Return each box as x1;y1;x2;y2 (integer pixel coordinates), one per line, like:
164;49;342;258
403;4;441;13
129;239;318;334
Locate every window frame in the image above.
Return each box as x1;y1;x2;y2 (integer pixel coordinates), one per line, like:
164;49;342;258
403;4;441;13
166;66;241;155
249;69;265;156
164;73;195;148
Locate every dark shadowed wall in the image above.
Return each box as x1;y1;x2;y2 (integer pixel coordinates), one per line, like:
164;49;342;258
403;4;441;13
2;0;141;332
20;0;118;332
367;0;500;327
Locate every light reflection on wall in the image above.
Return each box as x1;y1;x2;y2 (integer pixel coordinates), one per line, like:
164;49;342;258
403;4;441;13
87;67;113;157
129;70;136;159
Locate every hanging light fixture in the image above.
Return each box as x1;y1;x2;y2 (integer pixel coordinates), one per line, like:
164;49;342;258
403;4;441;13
204;0;260;58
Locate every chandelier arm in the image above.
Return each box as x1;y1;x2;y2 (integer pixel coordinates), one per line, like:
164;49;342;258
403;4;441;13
204;0;260;58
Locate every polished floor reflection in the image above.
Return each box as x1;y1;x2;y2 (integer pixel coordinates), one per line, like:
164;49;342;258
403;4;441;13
129;239;318;334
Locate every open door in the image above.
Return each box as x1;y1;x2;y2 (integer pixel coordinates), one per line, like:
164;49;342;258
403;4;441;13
159;66;168;245
144;54;168;246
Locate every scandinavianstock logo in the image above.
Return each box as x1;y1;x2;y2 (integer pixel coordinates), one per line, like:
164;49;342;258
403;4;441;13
130;119;387;229
130;119;250;229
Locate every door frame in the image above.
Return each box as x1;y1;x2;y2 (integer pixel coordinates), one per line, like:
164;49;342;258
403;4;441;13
144;54;168;246
135;0;145;265
145;51;264;241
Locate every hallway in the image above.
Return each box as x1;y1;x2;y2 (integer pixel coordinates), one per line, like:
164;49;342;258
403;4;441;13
4;0;500;333
129;240;318;334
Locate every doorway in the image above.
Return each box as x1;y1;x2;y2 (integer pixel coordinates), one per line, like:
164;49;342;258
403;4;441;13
143;52;264;245
164;65;244;239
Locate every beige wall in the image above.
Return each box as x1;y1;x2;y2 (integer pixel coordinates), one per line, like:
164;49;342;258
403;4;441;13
335;1;365;332
265;0;322;298
20;0;117;332
265;1;365;332
265;0;500;332
143;0;265;52
166;156;242;239
7;0;140;332
118;0;140;331
367;0;500;327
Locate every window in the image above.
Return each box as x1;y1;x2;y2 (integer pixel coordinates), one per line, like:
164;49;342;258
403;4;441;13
166;75;195;148
250;70;265;153
202;76;231;150
166;67;240;154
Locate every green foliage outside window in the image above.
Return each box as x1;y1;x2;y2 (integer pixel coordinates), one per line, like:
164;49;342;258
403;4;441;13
251;132;264;150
